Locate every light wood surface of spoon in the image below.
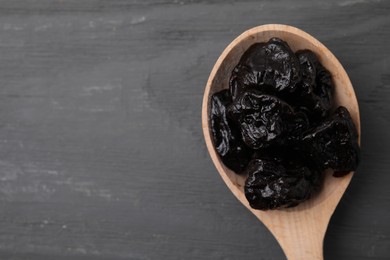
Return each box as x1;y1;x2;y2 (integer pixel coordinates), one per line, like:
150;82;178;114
202;24;361;260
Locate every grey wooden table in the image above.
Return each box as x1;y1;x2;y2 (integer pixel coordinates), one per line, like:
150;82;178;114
0;0;389;259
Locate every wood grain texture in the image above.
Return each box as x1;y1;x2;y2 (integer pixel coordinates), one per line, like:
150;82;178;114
0;0;388;259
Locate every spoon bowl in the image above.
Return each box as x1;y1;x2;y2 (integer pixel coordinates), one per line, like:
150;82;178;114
202;24;360;260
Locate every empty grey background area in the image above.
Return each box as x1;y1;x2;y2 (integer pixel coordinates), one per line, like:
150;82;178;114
0;0;389;259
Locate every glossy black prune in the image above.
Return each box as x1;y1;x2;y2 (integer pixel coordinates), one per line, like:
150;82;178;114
228;89;308;149
244;158;321;210
230;38;301;100
290;50;333;122
210;89;252;173
302;106;360;176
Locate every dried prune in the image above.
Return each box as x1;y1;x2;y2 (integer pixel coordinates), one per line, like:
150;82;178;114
208;37;360;210
244;158;321;210
315;58;333;112
210;89;252;173
228;89;308;149
301;106;360;176
289;50;333;122
229;38;301;100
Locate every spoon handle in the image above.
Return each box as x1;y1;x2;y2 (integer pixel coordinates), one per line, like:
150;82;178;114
271;220;326;260
281;237;324;260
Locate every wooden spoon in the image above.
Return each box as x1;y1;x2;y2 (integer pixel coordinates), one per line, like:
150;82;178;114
202;24;360;260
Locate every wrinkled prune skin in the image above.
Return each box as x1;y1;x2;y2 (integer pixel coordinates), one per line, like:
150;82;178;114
230;38;301;100
289;50;333;122
208;38;360;210
228;89;308;149
210;90;252;173
244;158;321;210
302;106;360;176
285;111;310;145
228;90;293;149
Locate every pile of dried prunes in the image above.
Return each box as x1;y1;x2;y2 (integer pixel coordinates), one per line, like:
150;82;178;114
210;38;360;210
